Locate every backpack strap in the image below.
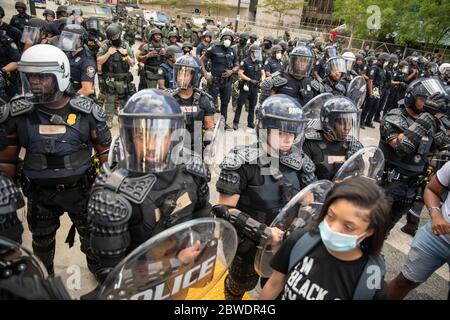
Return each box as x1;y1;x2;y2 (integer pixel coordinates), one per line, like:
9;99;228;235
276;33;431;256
288;231;321;273
352;255;385;300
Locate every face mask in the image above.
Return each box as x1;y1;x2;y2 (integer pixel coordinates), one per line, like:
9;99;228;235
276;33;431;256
276;53;282;60
264;42;271;49
111;39;121;47
223;39;231;48
319;220;366;252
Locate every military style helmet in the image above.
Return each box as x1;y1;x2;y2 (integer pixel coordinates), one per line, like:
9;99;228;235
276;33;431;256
324;45;337;58
147;27;162;41
56;5;68;15
83;17;100;32
106;23;122;40
165;45;183;60
202;30;213;39
168;31;179;40
377;52;390;63
182;41;193;50
15;1;27;10
43;9;55;18
389;54;399;65
271;45;283;55
263;35;274;44
220;29;234;41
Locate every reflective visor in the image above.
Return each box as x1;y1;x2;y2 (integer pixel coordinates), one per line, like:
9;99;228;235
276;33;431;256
21;26;41;45
327;112;360;141
174;65;194;89
119;117;184;173
289;55;314;77
57;31;81;52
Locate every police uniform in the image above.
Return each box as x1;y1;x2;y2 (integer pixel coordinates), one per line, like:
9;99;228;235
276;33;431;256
0;95;112;274
86;32;106;57
68;48;97;98
264;57;284;75
140;41;166;89
10;12;31;32
97;40;134;123
313;56;327;79
322;76;347;96
379;108;437;231
0;22;22;46
260;71;323;106
204;44;238;123
360;63;385;126
303;132;363;180
87;150;211;282
0;171;24;244
169;88;215;149
158;62;174;89
375;65;395;121
233;57;263;127
0;34;21;100
216;143;317;299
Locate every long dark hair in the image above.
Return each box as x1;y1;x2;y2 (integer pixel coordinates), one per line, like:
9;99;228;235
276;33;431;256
309;177;391;258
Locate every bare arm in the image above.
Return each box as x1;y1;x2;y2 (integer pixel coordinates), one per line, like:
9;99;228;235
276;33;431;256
424;175;450;235
218;193;240;208
258;270;286;300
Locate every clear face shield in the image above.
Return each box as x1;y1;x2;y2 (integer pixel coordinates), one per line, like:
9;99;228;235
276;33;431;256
344;58;355;72
250;49;262;62
57;31;81;52
21;26;42;45
326;47;337;58
328;57;347;79
289;55;314;77
326;112;360;141
20;72;64;104
421;78;447;96
400;65;409;74
119;117;185;173
261;118;306;155
174;65;195;89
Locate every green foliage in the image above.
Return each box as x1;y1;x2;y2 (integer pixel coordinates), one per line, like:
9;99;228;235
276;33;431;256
257;0;307;24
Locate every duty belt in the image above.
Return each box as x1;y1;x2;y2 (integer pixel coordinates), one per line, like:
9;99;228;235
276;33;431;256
213;76;231;84
386;168;420;184
105;73;129;80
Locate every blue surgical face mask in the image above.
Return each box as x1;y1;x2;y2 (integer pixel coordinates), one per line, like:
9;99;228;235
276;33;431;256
319;219;366;252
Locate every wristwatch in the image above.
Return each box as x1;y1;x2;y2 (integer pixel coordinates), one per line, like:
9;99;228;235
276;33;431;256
427;206;441;217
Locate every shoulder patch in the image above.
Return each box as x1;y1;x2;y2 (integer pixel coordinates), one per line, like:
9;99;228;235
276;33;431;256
280;148;303;170
186;153;210;180
305;131;323;141
9;96;34;117
0;103;10;124
235;144;260;163
86;65;96;78
70;95;94;114
220;151;243;170
301;152;316;173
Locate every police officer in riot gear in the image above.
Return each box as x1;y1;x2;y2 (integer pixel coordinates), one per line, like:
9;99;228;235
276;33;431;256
87;89;211;283
303;96;363;180
360;52;388;129
10;2;31;32
0;31;20;100
259;44;323;106
375;54;399;122
167;55;215;151
216;94;316;300
312;45;337;80
341;51;359;89
58;24;97;99
138;28;166;89
379;78;449;235
201;29;239;130
158;45;183;90
0;44;112;276
97;23;135;127
264;45;284;78
83;17;106;57
322;56;347;95
233;44;265;130
21;18;47;52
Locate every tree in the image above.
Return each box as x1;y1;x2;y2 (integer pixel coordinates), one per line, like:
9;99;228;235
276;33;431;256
257;0;307;26
201;0;234;16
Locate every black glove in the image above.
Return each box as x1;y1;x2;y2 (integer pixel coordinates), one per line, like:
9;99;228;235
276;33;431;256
250;79;259;86
426;92;449;112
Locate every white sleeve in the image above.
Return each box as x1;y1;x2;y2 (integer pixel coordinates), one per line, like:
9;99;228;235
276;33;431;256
436;161;450;187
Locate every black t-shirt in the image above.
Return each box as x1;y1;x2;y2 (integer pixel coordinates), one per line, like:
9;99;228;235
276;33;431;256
368;64;386;87
240;57;263;82
69;49;97;90
271;228;387;300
